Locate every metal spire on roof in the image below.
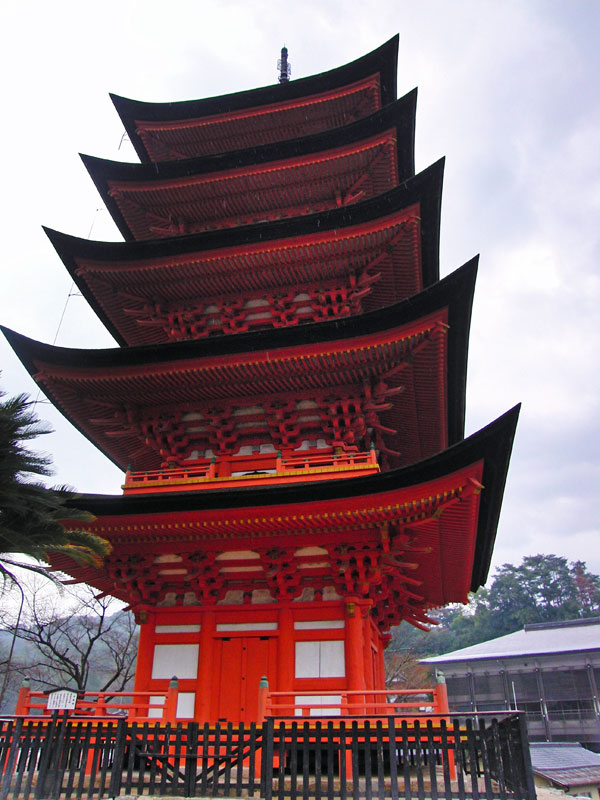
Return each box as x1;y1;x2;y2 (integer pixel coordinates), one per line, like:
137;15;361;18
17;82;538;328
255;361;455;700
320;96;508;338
277;46;291;83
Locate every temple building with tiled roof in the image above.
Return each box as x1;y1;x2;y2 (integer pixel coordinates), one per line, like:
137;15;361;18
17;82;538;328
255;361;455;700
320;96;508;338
424;617;600;748
3;36;518;723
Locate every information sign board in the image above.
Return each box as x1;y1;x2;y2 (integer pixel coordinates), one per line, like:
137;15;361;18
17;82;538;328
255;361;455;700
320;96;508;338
47;689;78;710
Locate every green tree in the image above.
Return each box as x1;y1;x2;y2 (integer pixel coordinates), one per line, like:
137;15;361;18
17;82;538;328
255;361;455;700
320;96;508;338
483;554;585;638
0;388;110;586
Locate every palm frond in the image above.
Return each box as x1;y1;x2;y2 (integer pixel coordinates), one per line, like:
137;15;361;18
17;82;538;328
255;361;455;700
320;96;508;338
0;387;111;589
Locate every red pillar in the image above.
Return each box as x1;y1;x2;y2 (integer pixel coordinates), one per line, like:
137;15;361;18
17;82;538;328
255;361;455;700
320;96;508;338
257;675;269;722
277;605;294;717
133;610;154;695
360;602;375;690
163;677;179;723
196;608;215;722
345;598;366;714
434;671;456;780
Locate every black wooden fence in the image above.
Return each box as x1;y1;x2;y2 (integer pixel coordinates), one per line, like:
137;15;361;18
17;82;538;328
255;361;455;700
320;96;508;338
0;713;536;800
262;715;536;800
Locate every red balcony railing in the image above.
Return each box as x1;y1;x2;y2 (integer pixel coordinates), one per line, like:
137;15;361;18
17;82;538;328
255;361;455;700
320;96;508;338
14;680;178;724
258;684;449;721
122;448;379;494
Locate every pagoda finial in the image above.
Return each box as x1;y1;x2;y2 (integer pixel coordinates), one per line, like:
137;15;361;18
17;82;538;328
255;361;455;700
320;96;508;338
277;46;291;83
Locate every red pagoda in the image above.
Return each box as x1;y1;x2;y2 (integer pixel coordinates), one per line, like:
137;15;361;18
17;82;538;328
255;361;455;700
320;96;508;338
3;37;518;725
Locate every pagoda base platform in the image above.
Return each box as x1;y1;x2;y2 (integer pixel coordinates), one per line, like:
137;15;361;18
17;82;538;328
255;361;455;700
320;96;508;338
133;598;386;724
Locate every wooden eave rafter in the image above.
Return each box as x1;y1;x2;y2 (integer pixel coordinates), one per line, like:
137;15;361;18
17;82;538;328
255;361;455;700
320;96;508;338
50;405;520;623
87;466;481;542
55;465;484;622
10;313;447;472
69;206;421;345
99;130;400;241
2;259;476;473
83;93;416;242
46;160;443;346
135;76;383;161
111;36;399;162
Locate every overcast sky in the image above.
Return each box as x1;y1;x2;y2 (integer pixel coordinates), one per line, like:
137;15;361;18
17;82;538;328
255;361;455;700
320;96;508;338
1;0;599;579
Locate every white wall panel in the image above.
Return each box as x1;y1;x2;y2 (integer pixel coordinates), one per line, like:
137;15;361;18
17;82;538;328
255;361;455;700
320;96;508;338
155;625;201;634
216;622;277;632
295;640;345;678
149;696;165;719
152;644;199;680
294;695;342;716
295;641;321;678
320;640;345;677
177;692;196;719
294;620;345;630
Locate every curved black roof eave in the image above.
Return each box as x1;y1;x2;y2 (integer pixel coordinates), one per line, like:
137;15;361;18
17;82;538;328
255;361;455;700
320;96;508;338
83;90;417;242
46;158;444;346
67;404;520;591
2;256;477;471
49;157;441;265
471;404;521;591
2;256;475;387
111;36;399;163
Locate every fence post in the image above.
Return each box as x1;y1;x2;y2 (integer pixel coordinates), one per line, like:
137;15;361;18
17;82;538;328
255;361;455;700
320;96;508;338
0;718;24;800
261;718;274;800
163;676;179;724
517;712;538;800
434;670;450;714
14;676;30;715
109;718;128;798
35;713;60;799
257;675;269;722
95;692;106;716
434;671;456;780
369;441;377;465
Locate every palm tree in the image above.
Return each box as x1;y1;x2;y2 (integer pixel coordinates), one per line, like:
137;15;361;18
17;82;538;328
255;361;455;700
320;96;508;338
0;387;110;587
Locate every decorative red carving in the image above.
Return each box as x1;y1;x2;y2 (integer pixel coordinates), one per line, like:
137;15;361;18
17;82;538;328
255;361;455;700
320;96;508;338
97;519;444;628
91;379;407;467
121;270;381;339
103;550;226;609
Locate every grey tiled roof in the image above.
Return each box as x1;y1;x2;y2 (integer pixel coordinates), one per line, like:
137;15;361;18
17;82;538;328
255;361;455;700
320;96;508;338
531;743;600;788
535;767;600;788
531;743;600;770
423;618;600;663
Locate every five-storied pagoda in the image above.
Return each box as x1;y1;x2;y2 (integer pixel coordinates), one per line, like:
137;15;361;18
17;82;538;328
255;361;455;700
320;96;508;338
3;37;518;724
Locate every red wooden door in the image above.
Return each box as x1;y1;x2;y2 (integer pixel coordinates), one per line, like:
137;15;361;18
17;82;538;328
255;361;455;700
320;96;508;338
213;635;277;723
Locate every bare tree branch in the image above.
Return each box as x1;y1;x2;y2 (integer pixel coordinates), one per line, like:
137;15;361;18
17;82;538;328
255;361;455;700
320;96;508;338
0;579;138;699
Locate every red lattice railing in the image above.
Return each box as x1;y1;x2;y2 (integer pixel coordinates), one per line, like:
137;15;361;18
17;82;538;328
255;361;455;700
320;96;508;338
122;448;379;494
